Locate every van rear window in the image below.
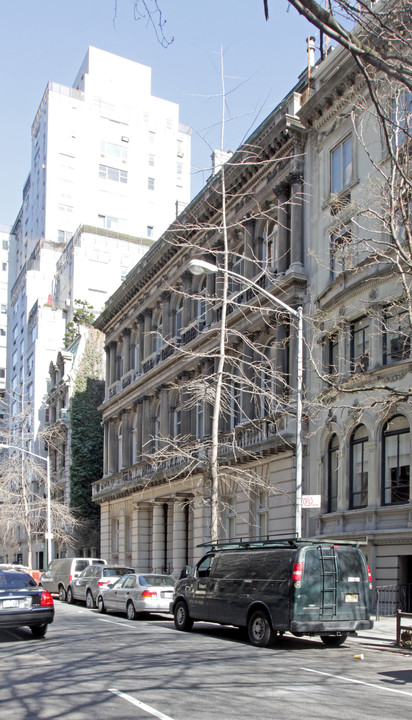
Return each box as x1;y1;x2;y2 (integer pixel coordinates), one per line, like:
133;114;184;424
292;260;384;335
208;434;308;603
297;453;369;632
75;561;89;572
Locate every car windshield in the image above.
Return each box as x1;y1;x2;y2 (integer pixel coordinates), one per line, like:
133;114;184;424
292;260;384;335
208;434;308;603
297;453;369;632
0;572;37;590
103;567;132;577
138;575;175;587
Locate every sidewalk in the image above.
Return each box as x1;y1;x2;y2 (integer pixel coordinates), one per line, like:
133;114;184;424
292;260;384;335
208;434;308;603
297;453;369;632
349;615;412;652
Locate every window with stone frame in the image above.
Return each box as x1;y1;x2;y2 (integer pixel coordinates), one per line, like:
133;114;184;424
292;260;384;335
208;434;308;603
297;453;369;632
382;308;411;365
256;491;269;538
326;434;339;513
327;332;339;376
391;89;412;150
382;415;410;505
330;135;352;195
349;425;368;509
223;496;236;539
350;316;370;373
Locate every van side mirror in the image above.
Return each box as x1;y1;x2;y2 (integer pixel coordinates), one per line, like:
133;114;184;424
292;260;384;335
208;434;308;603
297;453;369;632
179;565;191;579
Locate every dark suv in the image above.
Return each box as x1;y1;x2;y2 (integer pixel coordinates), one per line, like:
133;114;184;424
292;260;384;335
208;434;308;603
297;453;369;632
67;565;134;608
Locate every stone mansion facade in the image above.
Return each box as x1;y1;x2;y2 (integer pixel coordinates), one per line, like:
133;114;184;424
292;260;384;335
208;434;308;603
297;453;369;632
93;39;412;590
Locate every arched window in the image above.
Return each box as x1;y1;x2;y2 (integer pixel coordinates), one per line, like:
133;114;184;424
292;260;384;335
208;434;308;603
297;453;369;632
382;415;410;505
327;434;339;513
349;425;368;509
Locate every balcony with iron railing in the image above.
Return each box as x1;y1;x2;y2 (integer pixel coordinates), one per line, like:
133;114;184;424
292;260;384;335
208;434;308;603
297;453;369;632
92;414;294;501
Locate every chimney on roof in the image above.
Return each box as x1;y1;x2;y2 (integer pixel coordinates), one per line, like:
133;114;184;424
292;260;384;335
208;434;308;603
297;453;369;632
211;149;233;176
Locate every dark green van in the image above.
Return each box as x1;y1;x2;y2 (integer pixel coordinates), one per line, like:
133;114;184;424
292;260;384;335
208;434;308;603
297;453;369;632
171;538;373;647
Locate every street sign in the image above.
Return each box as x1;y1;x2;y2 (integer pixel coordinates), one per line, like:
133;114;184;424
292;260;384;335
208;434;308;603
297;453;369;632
302;495;321;509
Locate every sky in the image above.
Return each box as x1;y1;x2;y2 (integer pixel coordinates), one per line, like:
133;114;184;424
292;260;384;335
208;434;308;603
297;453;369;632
0;0;315;228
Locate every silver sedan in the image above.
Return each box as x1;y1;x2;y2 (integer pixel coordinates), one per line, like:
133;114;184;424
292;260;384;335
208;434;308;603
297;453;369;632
97;573;175;620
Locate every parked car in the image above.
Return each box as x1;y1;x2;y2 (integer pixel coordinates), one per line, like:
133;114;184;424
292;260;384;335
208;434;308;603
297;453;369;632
171;538;374;647
0;568;54;638
40;557;106;601
97;573;175;620
67;565;134;607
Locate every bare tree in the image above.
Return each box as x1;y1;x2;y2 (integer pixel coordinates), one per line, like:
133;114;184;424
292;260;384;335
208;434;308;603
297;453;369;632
0;388;76;568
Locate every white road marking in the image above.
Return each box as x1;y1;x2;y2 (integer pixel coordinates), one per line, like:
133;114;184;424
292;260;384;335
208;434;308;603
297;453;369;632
301;667;412;697
99;618;131;629
109;689;175;720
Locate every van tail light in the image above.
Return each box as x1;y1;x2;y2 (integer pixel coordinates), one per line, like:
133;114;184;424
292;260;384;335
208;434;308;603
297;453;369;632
68;574;73;584
292;562;303;582
141;590;157;598
366;565;373;588
40;590;54;607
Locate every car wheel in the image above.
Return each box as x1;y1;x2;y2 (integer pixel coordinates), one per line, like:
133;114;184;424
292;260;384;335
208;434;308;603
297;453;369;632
67;586;75;604
58;585;67;602
86;590;95;609
31;624;48;638
174;600;194;632
126;601;137;621
97;596;106;614
247;610;275;648
321;634;347;647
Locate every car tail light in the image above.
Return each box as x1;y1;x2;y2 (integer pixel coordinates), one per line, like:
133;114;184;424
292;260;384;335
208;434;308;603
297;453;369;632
141;590;157;598
292;562;303;582
97;580;110;587
40;590;54;607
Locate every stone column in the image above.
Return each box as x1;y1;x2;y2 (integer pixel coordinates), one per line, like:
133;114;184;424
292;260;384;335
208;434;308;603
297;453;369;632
242;338;255;422
137;505;152;572
206;273;215;326
118;510;126;564
152;503;165;573
103;420;109;475
121;410;131;468
276;186;289;273
160;386;169;444
290;178;304;268
243;219;255;280
137;315;145;373
161;293;171;342
131;504;139;570
107;420;117;474
142;397;152;451
123;329;131;374
172;501;187;576
100;504;110;561
192;493;207;564
143;308;153;358
109;342;117;385
275;320;289;397
136;401;143;457
182;271;192;328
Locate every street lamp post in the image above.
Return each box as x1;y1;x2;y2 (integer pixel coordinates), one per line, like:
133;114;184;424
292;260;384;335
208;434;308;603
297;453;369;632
188;258;303;538
0;443;52;565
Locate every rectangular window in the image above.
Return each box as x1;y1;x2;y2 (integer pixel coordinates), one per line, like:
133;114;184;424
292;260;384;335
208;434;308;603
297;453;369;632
331;136;352;194
148;154;155;167
223;497;236;539
383;310;411;364
2;262;7;271
100;141;128;162
99;164;128;184
391;90;412;149
148;177;155;191
328;334;339;375
98;214;118;230
2;239;9;250
350;317;369;373
147;226;154;238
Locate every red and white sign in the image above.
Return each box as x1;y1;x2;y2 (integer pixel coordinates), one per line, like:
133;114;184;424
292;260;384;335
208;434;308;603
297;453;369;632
302;495;321;509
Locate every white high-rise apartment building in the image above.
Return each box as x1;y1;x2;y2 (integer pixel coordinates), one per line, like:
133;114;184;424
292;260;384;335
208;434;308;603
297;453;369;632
0;228;10;399
6;47;191;563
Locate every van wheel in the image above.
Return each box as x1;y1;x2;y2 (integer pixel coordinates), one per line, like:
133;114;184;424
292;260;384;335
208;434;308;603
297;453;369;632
174;601;194;632
248;610;275;648
58;585;66;602
321;634;347;647
67;586;75;604
86;591;95;609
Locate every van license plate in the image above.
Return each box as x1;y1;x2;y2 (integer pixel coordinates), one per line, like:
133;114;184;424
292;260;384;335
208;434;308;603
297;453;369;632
345;593;359;603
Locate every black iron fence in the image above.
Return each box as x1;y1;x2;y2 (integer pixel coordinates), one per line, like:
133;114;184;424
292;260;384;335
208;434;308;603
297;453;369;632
376;584;412;619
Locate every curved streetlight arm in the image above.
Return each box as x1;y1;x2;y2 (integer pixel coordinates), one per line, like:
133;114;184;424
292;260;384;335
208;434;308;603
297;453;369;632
188;257;303;538
0;443;52;565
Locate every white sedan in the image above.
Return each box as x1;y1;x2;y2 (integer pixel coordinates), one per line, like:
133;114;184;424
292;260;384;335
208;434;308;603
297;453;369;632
97;573;175;620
